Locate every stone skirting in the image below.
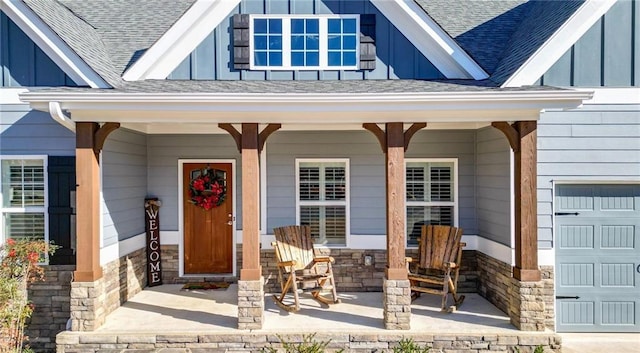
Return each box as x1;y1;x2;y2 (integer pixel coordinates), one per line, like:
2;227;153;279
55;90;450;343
382;279;411;330
56;331;562;353
237;278;265;329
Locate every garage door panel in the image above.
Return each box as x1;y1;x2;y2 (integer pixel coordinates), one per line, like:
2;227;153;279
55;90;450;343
556;184;640;332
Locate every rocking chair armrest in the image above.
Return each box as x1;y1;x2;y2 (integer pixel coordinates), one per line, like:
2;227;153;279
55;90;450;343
277;260;297;267
460;242;467;248
313;256;334;263
405;257;414;263
444;261;458;269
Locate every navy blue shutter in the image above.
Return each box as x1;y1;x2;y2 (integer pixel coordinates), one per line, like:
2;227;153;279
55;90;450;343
233;14;251;70
359;14;376;70
48;156;76;265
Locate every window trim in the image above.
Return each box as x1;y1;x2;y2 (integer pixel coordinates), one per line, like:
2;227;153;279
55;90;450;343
405;158;458;248
295;158;350;248
0;155;50;262
249;14;360;71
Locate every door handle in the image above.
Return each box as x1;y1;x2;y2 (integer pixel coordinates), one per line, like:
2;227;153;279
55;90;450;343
554;212;580;216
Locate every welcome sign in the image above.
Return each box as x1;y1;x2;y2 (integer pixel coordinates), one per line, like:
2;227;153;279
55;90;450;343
144;198;163;286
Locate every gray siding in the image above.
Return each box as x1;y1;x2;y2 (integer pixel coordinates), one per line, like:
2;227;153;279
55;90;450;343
0;104;75;155
537;105;640;249
475;127;511;246
541;0;639;87
146;135;241;231
266;130;477;236
168;0;443;80
101;129;147;246
1;12;76;87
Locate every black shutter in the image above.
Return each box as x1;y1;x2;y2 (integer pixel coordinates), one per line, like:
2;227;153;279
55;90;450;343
48;156;76;265
233;14;250;70
359;14;376;70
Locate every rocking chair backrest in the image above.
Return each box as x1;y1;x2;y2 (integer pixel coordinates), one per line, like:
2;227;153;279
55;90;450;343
419;225;464;270
273;225;315;273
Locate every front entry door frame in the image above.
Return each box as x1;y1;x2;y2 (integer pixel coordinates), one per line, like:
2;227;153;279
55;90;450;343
178;159;237;277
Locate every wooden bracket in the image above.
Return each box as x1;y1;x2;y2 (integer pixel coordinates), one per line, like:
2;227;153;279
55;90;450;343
93;122;120;156
219;123;281;153
219;123;242;152
403;123;426;151
491;122;520;152
363;123;386;152
258;124;281;153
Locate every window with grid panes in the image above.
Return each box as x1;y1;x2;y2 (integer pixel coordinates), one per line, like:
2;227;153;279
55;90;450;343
1;159;46;244
406;160;456;246
297;160;348;246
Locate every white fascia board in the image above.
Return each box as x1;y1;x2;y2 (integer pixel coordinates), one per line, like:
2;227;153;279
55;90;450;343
1;0;108;88
370;0;488;80
122;0;240;81
502;0;617;87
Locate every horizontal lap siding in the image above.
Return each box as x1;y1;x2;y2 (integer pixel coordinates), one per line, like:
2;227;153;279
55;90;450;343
538;105;640;249
475;127;511;247
101;129;147;246
146;135;241;231
0;104;75;155
266;130;477;238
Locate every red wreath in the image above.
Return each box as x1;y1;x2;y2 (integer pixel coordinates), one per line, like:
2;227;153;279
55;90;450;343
188;167;226;210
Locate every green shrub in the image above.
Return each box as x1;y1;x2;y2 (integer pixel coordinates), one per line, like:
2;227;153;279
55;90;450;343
393;338;431;353
262;333;343;353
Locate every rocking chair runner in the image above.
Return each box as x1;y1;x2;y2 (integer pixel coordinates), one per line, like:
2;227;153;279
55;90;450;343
406;225;466;312
271;225;340;312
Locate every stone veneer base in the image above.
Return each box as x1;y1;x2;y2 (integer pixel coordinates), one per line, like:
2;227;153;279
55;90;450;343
382;278;411;330
56;331;563;353
237;277;265;329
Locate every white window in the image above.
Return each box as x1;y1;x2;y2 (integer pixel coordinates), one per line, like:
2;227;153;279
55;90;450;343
0;157;48;245
406;159;457;246
296;159;349;246
250;15;359;70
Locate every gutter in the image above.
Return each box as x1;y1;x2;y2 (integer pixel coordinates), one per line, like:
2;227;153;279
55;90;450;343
48;101;75;132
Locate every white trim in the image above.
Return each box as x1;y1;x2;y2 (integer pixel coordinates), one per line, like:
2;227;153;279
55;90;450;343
0;0;108;88
295;158;350;248
0;89;28;104
538;248;555;266
260;145;267;235
503;0;617;87
509;149;515;266
99;232;146;265
178;159;237;277
159;230;180;245
370;0;488;80
122;0;241;81
551;178;640;184
579;88;640;105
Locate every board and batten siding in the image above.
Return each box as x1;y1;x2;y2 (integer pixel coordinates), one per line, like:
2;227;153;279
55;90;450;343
0;12;76;87
146;135;241;232
168;0;443;81
540;0;640;87
266;130;477;238
0;104;75;155
101;129;147;246
475;127;511;247
537;104;640;249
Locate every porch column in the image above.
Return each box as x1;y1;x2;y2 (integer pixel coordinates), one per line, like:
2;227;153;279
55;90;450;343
238;123;264;329
71;121;119;331
493;121;545;331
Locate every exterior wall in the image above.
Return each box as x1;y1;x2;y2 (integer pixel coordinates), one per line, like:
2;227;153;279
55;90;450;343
0;12;76;87
168;0;444;80
541;0;639;87
0;104;75;155
475;127;511;246
537;104;640;249
101;129;148;245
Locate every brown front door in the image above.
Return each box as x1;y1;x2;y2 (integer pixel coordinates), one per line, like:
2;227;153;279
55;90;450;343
183;162;233;274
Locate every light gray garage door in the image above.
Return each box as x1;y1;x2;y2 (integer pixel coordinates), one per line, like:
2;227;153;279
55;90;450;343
555;184;640;332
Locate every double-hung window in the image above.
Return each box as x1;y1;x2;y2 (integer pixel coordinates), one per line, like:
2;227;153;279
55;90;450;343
0;157;47;246
405;159;457;246
251;15;359;70
296;159;349;246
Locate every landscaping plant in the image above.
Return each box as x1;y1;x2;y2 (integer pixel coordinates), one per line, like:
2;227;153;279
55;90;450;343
393;338;431;353
262;333;343;353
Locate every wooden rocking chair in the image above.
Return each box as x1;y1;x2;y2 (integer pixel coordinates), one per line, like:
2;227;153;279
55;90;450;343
271;225;340;312
406;225;466;312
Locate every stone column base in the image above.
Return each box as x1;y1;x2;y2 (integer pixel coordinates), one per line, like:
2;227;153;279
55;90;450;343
383;278;411;330
238;277;265;329
509;277;546;331
70;279;106;331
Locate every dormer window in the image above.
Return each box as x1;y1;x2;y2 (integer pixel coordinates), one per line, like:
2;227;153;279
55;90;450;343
249;15;360;70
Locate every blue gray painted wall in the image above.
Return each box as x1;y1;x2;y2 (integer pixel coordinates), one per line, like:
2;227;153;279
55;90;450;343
101;128;148;246
541;0;639;87
167;0;444;81
537;105;640;249
0;12;76;87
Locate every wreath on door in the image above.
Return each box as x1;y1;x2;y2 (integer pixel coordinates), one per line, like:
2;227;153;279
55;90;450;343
188;167;226;210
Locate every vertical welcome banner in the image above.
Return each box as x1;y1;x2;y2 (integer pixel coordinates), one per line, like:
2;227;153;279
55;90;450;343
144;198;163;286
